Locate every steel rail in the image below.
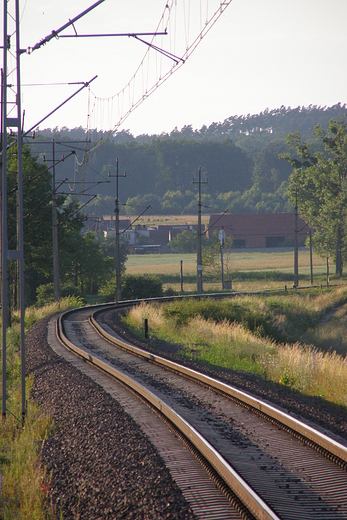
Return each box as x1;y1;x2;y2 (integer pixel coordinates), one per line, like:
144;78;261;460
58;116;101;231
57;307;280;520
90;302;347;467
90;302;347;468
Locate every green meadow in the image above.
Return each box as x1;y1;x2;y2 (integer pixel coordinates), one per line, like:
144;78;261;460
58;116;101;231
125;249;331;292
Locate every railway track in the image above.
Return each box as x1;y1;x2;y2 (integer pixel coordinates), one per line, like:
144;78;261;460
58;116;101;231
56;301;347;520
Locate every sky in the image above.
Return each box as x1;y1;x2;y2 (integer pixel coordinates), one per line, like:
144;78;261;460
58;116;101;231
7;0;347;137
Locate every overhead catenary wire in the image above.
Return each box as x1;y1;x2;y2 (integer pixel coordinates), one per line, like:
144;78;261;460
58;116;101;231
83;0;232;159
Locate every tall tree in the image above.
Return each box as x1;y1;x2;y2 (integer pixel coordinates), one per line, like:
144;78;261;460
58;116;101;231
7;145;54;303
284;119;347;276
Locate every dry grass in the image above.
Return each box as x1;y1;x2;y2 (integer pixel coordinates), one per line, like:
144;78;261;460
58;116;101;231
0;296;84;519
125;290;347;408
264;344;347;405
0;378;54;519
301;303;347;357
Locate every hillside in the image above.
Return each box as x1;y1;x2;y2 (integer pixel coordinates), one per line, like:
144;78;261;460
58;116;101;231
28;104;347;217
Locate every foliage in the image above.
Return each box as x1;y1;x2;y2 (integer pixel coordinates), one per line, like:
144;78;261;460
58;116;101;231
95;233;128;270
6;145;55;304
0;379;54;519
169;230;197;253
161;297;282;341
122;274;164;300
5;145;113;304
99;274;164;301
285;119;347;276
124;287;347;406
0;297;85;519
59;230;114;295
159;287;347;344
201;231;233;280
36;282;84;307
33;105;347;217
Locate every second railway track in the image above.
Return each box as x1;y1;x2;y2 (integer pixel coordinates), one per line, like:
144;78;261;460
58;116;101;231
57;302;347;520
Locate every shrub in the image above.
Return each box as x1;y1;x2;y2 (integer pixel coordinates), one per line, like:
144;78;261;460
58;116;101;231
164;286;177;297
99;274;164;302
122;274;164;300
36;283;54;307
36;283;83;307
98;278;117;302
60;284;83;299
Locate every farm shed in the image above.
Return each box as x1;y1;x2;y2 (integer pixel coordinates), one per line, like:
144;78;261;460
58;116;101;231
208;213;310;249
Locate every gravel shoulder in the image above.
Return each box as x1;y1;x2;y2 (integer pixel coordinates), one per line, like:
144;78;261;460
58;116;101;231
101;308;347;442
26;308;347;518
26;315;195;520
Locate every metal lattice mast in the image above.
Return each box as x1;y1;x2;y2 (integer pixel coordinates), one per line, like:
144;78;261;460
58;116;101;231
193;167;207;294
1;0;26;420
109;158;126;303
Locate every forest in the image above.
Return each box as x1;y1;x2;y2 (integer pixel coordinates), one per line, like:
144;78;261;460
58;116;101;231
27;104;347;218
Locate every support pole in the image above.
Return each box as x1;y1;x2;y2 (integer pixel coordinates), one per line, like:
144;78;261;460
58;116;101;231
115;160;121;303
309;229;313;286
52;139;60;302
16;0;26;421
180;260;184;293
109;158;126;303
294;191;299;288
193;167;207;294
2;0;26;420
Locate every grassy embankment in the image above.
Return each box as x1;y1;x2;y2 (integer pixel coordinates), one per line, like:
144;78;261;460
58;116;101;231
124;287;347;408
0;297;83;519
125;250;332;292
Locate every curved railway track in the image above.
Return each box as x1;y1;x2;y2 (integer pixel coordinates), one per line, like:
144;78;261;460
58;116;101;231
56;301;347;520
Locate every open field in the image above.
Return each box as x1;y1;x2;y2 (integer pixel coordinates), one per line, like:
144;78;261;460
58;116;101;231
125;249;331;292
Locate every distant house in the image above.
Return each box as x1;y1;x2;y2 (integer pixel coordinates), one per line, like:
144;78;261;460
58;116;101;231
83;215;131;235
208;213;310;248
148;224;205;247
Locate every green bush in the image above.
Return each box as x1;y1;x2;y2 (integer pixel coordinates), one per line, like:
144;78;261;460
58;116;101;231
98;278;117;302
36;283;84;307
60;284;83;299
122;274;164;300
164;286;177;297
36;283;54;307
99;274;164;301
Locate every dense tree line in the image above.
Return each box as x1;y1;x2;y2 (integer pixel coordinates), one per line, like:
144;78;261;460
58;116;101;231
6;105;347;305
30;105;347;218
5;146;122;305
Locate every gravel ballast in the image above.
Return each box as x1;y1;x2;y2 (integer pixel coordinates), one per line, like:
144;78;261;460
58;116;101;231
26;309;347;518
26;316;195;519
